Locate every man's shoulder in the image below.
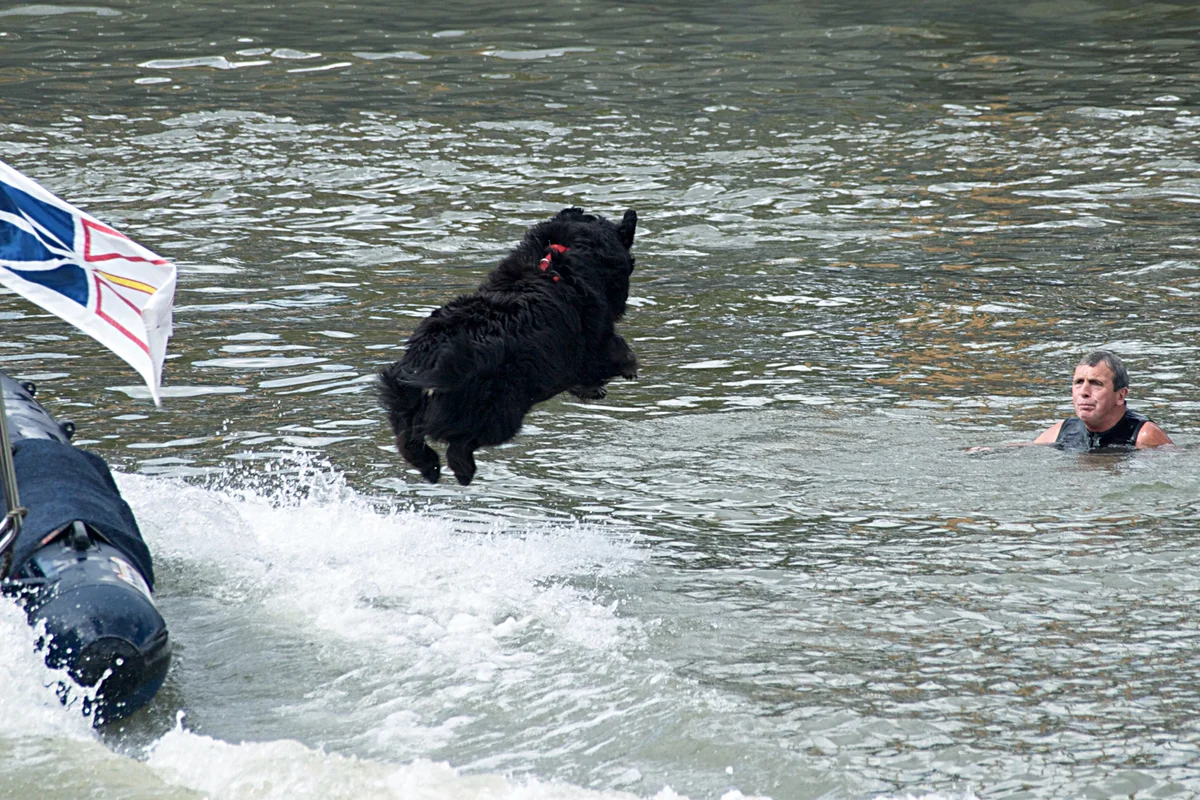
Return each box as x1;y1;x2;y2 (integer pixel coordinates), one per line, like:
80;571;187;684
1033;419;1065;444
1136;420;1173;448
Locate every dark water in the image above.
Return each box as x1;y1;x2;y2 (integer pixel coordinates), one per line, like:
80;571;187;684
2;2;1199;799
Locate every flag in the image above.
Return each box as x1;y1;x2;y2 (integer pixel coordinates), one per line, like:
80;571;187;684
0;159;176;406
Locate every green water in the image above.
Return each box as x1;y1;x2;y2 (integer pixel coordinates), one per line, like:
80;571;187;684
2;2;1199;798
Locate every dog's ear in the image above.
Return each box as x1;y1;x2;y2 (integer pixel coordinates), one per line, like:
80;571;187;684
618;209;637;249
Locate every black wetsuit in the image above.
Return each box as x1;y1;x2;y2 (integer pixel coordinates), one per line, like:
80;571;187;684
1055;408;1148;452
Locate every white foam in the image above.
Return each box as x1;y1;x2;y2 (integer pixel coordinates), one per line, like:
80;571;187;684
0;601;96;739
122;459;644;658
106;462;773;800
116;456;654;755
146;716;766;800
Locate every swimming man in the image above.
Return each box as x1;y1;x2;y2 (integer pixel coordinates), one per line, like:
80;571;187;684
1033;350;1172;450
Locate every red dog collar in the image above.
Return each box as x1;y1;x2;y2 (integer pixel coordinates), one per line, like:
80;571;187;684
538;244;569;282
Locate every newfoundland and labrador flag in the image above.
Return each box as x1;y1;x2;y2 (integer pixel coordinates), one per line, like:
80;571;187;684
0;160;176;406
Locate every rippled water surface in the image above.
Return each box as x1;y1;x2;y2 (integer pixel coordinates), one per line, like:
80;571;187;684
2;2;1200;798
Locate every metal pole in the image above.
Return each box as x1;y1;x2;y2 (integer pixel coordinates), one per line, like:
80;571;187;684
0;386;22;551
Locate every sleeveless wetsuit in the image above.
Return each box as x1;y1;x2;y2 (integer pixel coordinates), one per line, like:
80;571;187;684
1055;408;1148;451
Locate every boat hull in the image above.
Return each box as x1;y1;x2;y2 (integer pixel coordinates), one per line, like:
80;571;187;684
1;373;170;724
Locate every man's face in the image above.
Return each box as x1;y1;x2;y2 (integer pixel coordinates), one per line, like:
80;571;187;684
1072;362;1128;430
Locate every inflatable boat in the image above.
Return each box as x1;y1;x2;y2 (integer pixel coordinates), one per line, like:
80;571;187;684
0;371;169;724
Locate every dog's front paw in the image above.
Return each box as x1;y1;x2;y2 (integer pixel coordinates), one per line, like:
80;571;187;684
608;342;638;380
569;384;608;401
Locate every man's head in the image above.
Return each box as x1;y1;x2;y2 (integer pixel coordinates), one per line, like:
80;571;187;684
1078;350;1129;391
1072;350;1129;432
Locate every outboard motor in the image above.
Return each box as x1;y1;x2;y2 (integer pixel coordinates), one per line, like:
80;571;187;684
6;522;171;723
1;373;170;724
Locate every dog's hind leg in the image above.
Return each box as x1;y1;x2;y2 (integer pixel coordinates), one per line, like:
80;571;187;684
445;439;479;486
398;434;441;483
379;365;442;482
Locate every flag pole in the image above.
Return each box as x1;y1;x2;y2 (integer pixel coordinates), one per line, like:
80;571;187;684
0;389;23;561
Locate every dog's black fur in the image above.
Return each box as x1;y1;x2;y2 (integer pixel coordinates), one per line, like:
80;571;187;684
378;207;638;485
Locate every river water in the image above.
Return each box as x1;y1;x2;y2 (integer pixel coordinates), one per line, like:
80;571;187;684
2;1;1199;798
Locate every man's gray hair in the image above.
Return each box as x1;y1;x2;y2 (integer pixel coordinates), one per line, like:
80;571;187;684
1079;349;1129;391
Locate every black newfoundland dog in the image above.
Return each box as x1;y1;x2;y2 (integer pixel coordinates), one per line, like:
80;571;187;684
378;207;639;485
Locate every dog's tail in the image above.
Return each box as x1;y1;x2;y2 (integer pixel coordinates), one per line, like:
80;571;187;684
378;362;421;414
